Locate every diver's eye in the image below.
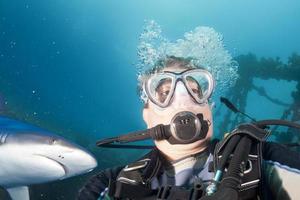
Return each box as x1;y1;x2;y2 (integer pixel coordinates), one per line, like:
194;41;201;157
160;90;170;96
157;90;170;103
186;77;203;98
192;88;200;95
155;79;172;103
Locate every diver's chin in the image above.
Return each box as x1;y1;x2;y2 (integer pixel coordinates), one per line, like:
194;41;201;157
154;138;210;161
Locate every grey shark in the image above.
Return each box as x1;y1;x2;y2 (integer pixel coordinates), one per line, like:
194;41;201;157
0;116;97;200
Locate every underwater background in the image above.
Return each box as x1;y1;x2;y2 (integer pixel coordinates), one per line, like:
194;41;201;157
0;0;299;199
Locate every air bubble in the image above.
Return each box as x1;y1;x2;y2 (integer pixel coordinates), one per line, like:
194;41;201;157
136;20;239;98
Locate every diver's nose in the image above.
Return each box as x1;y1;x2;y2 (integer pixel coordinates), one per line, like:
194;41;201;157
174;81;189;95
171;81;194;108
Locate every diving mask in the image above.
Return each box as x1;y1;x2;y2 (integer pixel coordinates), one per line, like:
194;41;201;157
143;69;214;108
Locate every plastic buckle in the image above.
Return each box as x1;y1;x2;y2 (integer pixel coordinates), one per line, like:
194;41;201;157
157;185;171;200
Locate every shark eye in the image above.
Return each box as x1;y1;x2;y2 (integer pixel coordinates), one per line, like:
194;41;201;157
0;133;8;144
50;139;57;145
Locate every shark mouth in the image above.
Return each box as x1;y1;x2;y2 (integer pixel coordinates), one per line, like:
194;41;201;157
33;154;69;178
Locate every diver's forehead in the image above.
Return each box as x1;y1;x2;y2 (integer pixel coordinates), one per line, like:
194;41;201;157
161;65;190;73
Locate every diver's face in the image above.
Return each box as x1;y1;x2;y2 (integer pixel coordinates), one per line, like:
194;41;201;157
143;65;213;160
143;66;213;129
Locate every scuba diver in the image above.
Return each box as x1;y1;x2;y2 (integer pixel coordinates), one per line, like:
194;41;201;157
77;23;300;199
77;56;300;200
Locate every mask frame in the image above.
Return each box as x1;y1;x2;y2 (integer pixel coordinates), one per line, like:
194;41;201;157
143;68;215;108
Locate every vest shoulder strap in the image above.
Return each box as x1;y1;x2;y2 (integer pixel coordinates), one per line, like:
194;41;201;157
108;148;162;199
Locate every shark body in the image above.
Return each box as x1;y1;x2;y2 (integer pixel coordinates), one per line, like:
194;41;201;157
0;116;97;200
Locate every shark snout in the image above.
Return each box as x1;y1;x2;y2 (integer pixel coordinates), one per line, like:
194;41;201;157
43;139;98;179
14;132;99;180
58;148;97;178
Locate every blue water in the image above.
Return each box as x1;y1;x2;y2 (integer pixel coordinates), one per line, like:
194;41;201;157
0;0;300;199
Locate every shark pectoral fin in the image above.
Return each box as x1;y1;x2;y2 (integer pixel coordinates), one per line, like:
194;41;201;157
6;186;29;200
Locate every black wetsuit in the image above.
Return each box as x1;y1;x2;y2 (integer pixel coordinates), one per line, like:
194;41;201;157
77;142;300;200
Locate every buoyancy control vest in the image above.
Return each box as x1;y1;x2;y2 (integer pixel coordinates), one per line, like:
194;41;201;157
105;123;269;200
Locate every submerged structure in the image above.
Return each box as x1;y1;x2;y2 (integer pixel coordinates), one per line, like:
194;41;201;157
217;53;300;145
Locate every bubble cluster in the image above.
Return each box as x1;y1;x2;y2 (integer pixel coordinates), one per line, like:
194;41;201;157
137;20;239;98
137;20;167;72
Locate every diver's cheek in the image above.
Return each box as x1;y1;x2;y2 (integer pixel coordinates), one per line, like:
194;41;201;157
144;103;172;128
194;104;213;121
150;109;174;127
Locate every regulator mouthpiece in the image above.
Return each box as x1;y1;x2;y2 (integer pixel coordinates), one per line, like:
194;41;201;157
96;111;209;148
168;111;203;144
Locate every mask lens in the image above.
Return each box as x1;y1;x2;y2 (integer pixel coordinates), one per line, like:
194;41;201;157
146;74;174;106
184;70;213;103
145;69;214;107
